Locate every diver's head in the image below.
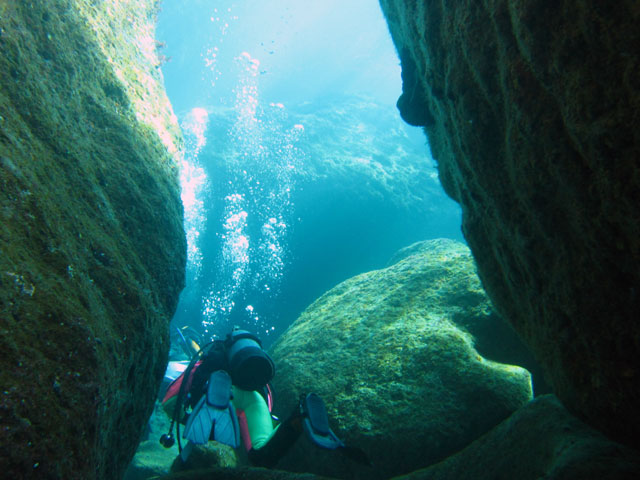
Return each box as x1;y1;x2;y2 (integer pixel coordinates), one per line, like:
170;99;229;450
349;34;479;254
225;329;275;391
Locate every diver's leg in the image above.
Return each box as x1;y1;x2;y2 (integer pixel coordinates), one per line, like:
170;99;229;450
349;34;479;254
247;413;303;468
231;386;303;467
231;387;275;449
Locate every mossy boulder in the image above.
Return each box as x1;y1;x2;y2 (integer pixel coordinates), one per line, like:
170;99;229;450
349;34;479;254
396;395;640;480
0;1;185;478
269;239;534;479
124;439;182;480
158;466;333;480
379;0;640;449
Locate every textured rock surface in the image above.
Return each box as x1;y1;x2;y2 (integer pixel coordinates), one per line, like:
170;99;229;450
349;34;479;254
158;466;333;480
0;1;185;478
379;0;640;448
124;440;182;480
125;402;238;480
124;403;184;480
270;239;533;479
396;395;640;480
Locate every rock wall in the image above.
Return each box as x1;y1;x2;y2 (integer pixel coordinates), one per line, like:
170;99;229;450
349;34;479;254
0;1;185;478
397;395;640;480
270;239;534;479
378;1;640;449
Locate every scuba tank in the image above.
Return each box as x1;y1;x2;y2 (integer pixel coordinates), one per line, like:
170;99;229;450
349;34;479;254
225;329;275;391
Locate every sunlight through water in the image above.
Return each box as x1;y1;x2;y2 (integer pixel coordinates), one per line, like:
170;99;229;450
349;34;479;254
180;107;209;282
199;49;304;336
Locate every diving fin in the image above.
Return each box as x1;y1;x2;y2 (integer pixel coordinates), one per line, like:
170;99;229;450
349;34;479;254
301;393;344;450
182;370;240;453
180;440;194;462
301;393;372;466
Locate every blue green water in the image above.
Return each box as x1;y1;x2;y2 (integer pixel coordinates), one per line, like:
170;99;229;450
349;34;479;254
156;0;462;346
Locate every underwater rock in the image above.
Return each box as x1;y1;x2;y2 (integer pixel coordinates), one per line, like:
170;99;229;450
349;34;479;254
270;239;533;479
396;395;640;480
157;466;333;480
0;1;185;479
124;439;183;480
125;401;237;479
168;443;238;474
379;0;640;449
123;402;197;480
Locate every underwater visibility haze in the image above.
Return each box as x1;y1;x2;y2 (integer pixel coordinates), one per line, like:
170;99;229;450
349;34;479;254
156;0;463;344
3;0;639;478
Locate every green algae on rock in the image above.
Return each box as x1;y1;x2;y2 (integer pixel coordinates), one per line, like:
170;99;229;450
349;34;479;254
0;1;185;478
157;466;333;480
124;402;239;480
378;0;640;450
270;239;533;480
125;439;238;480
124;439;182;480
395;395;640;480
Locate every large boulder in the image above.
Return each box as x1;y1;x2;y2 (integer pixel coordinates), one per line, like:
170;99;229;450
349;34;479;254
158;466;333;480
270;239;534;479
396;395;640;480
0;1;185;478
378;1;640;449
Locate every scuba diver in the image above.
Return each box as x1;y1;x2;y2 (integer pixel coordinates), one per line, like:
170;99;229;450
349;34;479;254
160;327;369;469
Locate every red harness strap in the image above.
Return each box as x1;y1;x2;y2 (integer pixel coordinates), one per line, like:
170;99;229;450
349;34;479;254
236;409;252;451
162;360;202;404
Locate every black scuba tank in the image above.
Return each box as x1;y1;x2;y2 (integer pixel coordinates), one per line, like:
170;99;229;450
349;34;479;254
225;329;275;391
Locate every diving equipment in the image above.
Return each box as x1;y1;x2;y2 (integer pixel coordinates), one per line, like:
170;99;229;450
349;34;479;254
301;393;344;450
225;329;275;391
182;370;240;454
